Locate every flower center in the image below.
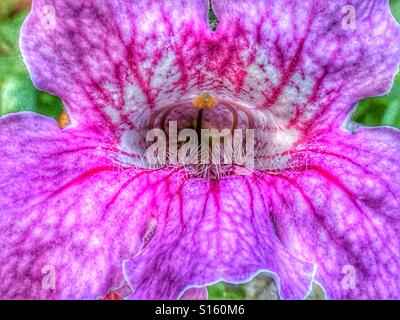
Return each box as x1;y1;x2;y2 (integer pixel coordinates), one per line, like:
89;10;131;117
113;93;300;178
145;93;255;178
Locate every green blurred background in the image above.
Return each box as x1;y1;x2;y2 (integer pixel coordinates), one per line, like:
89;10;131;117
0;0;399;300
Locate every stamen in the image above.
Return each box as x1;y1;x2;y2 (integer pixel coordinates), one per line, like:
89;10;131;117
192;92;218;110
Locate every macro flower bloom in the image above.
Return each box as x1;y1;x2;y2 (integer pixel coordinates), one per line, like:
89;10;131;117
1;0;400;300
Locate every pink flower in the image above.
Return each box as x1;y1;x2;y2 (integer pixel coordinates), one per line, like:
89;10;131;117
1;0;400;299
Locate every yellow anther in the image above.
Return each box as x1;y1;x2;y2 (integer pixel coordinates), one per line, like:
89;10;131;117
58;111;69;128
192;92;218;110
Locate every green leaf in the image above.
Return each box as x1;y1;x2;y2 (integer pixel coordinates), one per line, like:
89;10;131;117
382;100;400;127
0;75;37;114
0;11;27;53
208;282;246;300
36;91;64;120
0;8;63;119
353;74;400;129
390;0;400;23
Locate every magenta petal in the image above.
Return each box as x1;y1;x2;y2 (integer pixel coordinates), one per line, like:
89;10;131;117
264;126;400;299
0;113;315;300
20;0;209;132
0;113;153;299
124;177;315;300
123;125;400;300
211;0;400;130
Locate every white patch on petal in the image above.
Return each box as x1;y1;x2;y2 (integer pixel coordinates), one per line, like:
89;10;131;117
89;232;103;249
137;9;163;34
124;84;148;112
272;127;299;154
104;106;121;124
243;50;281;105
279;12;291;31
150;52;181;92
372;20;388;36
254;111;300;170
64;212;76;228
116;127;146;167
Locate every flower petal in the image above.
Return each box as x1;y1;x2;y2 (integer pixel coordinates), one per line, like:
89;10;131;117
211;0;400;131
20;0;400;165
123;125;400;300
20;0;209;132
0;113;173;299
260;126;400;299
123;176;315;300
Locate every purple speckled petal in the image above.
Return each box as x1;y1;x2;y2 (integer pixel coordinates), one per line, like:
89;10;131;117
0;113;182;299
20;0;209;133
124;176;315;300
260;126;400;299
123;126;400;300
0;114;315;299
211;0;400;132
